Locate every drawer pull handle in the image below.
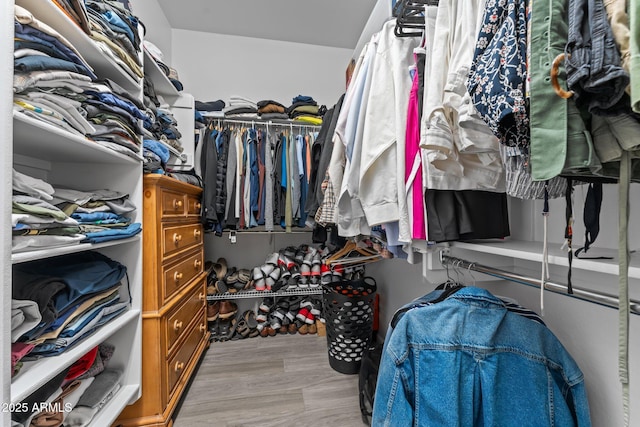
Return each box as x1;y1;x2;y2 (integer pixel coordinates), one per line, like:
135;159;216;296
199;323;206;333
173;199;183;209
193;229;201;239
194;259;202;269
198;292;205;302
173;233;182;244
173;320;183;331
195;202;202;210
174;272;183;282
174;361;185;372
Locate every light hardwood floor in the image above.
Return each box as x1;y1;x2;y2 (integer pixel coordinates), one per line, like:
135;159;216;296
173;333;366;427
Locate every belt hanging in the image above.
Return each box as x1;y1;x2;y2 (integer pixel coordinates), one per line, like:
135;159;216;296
564;178;574;294
540;182;550;315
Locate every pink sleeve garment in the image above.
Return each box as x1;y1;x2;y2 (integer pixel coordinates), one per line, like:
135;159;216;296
405;64;426;240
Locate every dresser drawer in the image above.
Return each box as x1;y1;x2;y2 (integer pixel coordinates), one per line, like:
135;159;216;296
165;281;205;355
162;250;203;302
160;188;187;218
186;194;202;218
167;318;206;400
162;223;203;260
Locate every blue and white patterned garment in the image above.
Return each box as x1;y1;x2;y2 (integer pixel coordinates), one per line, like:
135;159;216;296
467;0;530;149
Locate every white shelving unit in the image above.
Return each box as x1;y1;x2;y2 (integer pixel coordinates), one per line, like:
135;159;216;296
143;49;195;169
10;310;140;404
143;49;180;103
11;236;141;265
451;239;640;279
17;0;143;93
13;111;140;165
7;2;144;426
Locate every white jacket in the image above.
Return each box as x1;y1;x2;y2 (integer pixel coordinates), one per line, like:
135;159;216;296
359;20;419;244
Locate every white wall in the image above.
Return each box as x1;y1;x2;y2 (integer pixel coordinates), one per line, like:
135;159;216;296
369;185;640;427
171;29;352;107
131;0;173;65
353;0;392;59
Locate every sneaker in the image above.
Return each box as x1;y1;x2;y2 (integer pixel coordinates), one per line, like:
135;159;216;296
253;266;266;291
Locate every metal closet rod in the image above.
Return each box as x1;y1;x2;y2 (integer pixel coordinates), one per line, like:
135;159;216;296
215;117;322;129
440;254;640;316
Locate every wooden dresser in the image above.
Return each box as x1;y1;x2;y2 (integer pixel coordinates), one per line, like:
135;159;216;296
116;174;210;427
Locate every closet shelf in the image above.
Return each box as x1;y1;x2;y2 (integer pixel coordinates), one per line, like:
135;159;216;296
13;111;141;165
143;49;180;101
11;236;141;265
88;384;139;427
15;0;142;92
450;239;640;279
10;309;140;404
160;138;187;161
207;288;323;301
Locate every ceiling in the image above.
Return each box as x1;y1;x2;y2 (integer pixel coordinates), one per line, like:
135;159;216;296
156;0;378;50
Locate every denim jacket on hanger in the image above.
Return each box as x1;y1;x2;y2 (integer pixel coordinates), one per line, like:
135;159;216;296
372;287;591;426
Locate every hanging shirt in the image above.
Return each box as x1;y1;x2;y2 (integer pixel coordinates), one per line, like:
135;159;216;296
421;0;505;192
359;19;419;244
405;60;426;240
264;130;274;231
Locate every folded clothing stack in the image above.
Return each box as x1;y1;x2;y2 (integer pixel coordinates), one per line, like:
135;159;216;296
144;40;184;91
223;95;258;117
287;95;326;125
85;0;143;80
196;99;226;112
195;99;226;120
13;5;146;161
257;99;288;120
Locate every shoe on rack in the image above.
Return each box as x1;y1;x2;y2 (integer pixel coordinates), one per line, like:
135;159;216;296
207;283;217;296
218;300;238;320
309;298;322;317
278;251;296;270
224;268;249;292
213;257;228;280
225;267;239;284
297;319;309;335
214;279;228;294
268;314;281;334
265;265;280;291
308;322;317;334
296;306;316;325
294;245;308;265
265;252;279;266
301;251;313;278
207;301;220;322
253;266;267;291
257;297;274;322
283;246;297;260
237;268;251;285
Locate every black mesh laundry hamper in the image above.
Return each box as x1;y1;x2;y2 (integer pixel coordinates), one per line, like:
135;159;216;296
322;277;377;374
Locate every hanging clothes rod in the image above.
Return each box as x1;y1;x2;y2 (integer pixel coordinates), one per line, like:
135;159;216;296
213;117;322;129
440;253;640;315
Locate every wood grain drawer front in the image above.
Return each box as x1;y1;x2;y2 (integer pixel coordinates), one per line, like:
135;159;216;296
167;318;206;400
162;223;203;260
186;195;202;218
163;250;203;302
166;283;205;354
161;188;187;218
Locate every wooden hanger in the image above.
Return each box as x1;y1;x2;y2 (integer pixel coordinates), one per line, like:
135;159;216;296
324;240;383;268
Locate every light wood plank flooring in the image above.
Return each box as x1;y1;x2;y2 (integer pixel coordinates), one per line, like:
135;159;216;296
173;333;366;427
